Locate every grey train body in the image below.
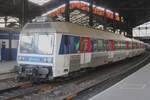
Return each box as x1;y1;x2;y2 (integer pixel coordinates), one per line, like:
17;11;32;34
16;22;146;81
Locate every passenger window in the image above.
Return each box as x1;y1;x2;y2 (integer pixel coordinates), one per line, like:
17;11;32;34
128;42;132;49
107;40;112;51
115;41;119;50
59;35;80;54
122;41;126;49
134;43;137;49
74;36;80;52
91;39;105;52
69;36;80;53
80;37;92;53
91;39;98;52
97;39;104;51
111;40;115;50
103;40;107;51
118;41;122;49
132;42;135;49
64;35;69;46
126;41;129;49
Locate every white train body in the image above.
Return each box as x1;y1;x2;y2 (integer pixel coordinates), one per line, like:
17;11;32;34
17;22;145;80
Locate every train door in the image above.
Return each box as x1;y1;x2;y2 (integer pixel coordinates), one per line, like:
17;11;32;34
107;40;115;61
60;35;70;69
80;37;92;65
59;35;81;71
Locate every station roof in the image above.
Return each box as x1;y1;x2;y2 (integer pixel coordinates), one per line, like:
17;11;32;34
0;0;150;28
0;0;42;19
97;0;150;27
42;0;150;28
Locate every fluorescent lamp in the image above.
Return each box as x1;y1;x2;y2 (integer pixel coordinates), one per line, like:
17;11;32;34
29;0;51;5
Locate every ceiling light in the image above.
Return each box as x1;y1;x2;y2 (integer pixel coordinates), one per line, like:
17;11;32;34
29;0;51;5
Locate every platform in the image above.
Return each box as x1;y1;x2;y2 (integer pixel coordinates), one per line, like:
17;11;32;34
89;63;150;100
0;61;16;74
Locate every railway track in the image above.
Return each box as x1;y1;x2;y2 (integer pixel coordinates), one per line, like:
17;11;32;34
0;84;37;100
0;52;150;100
23;52;150;100
0;72;35;100
0;72;16;81
0;81;58;100
0;72;17;94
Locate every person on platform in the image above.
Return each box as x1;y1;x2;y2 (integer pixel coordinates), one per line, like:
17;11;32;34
1;42;6;62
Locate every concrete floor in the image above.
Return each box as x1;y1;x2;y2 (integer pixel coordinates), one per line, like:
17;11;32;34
89;63;150;100
0;61;17;74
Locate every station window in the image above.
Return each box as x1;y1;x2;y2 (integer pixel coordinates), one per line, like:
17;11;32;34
59;35;80;54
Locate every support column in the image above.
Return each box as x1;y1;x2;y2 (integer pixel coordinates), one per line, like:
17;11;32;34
89;0;93;26
19;17;22;28
119;30;122;35
127;27;133;38
103;9;107;30
112;12;116;33
146;24;148;35
21;0;29;27
8;33;12;61
65;0;70;22
4;16;7;27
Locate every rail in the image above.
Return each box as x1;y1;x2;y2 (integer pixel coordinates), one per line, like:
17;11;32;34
0;52;150;100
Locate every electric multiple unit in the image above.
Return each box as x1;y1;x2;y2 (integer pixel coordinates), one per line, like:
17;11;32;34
16;22;145;81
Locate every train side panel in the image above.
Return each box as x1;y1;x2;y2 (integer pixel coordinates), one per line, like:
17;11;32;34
53;33;146;78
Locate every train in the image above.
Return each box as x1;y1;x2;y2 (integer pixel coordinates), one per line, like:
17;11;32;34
16;22;145;81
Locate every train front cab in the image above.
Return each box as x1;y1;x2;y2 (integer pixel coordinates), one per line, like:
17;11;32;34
17;23;56;80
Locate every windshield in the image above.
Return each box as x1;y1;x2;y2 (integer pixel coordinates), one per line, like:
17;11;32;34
20;32;54;55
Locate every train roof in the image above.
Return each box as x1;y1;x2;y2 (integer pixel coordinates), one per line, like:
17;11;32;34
132;38;144;44
23;22;131;41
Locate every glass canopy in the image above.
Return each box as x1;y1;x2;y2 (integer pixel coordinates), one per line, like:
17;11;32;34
133;21;150;37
